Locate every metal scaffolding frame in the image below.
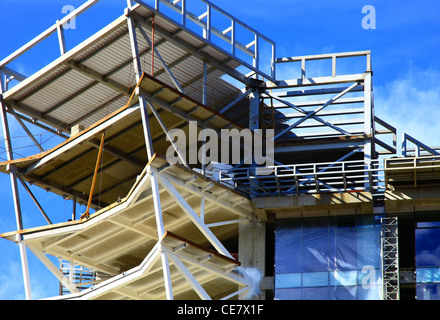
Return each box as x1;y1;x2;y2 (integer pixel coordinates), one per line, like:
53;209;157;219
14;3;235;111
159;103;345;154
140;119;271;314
0;0;261;300
381;217;400;300
1;0;439;301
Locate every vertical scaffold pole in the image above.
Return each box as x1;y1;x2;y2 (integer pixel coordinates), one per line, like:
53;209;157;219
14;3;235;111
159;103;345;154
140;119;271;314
126;5;154;161
126;3;173;300
0;71;32;300
363;67;374;191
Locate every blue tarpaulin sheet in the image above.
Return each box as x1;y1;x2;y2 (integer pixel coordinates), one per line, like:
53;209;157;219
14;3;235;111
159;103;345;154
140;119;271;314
275;215;382;300
416;225;440;300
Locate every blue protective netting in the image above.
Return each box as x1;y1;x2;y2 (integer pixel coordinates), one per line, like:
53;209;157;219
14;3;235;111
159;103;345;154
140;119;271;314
275;215;382;300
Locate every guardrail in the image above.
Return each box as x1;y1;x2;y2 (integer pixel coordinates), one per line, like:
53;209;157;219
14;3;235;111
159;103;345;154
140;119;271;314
275;50;371;80
219;159;385;197
401;133;440;157
0;0;101;78
136;0;276;81
219;155;440;197
385;155;440;188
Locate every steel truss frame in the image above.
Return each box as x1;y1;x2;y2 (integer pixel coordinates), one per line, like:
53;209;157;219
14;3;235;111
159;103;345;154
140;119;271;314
3;158;254;300
125;10;253;299
49;236;251;300
268;52;397;159
220;156;388;197
1;0;439;301
0;1;257;300
134;0;276;82
265;52;378;153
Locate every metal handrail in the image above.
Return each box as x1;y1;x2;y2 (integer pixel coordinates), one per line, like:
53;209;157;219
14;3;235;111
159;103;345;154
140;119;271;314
219;156;440;197
275;50;371;79
136;0;276;81
0;0;101;69
219;159;385;196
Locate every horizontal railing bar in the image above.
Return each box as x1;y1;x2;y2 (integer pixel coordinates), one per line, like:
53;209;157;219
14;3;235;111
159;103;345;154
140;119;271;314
270;75;365;89
200;0;275;45
135;0;276;81
269;86;366;98
268;119;365;130
282;108;365;118
374;116;397;133
222;159;381;171
265;97;365;108
148;0;275;58
220;157;440;197
276;50;371;63
0;0;101;68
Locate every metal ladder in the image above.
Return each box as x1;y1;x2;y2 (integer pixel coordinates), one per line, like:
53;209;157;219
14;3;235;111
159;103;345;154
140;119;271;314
381;217;400;300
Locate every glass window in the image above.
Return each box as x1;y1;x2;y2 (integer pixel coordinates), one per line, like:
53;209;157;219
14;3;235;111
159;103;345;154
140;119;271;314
417;268;440;283
415;219;440;300
416;228;440;267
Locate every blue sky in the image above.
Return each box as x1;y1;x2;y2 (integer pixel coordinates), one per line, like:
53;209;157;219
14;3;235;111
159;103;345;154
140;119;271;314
0;0;440;299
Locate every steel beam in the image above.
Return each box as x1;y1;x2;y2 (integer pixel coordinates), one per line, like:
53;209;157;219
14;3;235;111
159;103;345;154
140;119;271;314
0;72;32;300
14;168;52;225
144;98;189;167
6;104;44;152
66;61;130;96
126;9;156;162
167;252;211;300
0;0;101;68
56;20;67;55
272;82;360;140
27;245;79;294
131;11;252;86
133;18;184;93
219;88;251;114
161;243;249;287
156;173;234;259
160;250;174;300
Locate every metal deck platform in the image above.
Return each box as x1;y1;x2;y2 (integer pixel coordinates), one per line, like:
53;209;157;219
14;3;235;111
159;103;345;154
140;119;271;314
1;0;440;301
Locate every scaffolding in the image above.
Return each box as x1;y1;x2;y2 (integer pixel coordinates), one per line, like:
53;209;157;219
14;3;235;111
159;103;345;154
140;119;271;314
59;261;98;296
0;0;440;300
381;217;400;300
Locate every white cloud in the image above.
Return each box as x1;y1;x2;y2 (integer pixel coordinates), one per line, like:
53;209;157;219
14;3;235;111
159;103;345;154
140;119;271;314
0;243;61;300
0;255;26;300
374;65;440;150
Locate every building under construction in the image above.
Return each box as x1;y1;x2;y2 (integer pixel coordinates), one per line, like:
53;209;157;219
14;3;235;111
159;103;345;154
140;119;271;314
1;0;440;300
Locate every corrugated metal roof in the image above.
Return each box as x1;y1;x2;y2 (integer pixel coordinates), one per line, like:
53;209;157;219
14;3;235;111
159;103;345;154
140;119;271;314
3;5;245;135
0;73;247;209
